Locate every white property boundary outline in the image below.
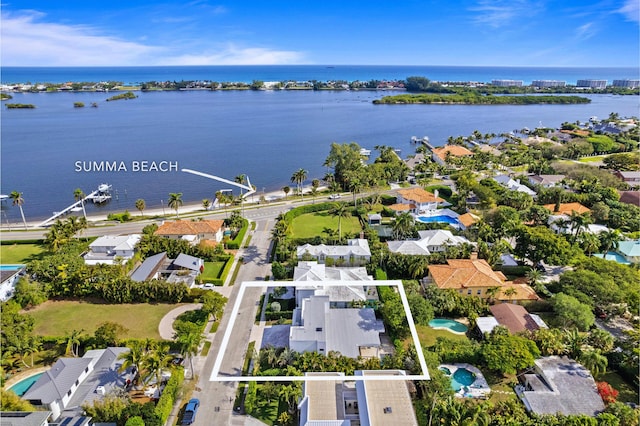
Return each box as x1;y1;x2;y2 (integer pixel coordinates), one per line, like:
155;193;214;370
210;280;430;382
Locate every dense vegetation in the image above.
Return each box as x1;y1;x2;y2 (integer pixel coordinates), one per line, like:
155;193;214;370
5;103;36;108
373;93;591;104
106;91;137;101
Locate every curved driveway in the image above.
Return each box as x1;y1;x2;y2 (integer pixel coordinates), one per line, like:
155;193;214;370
158;303;202;340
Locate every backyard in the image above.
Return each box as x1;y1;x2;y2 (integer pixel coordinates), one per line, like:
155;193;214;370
26;300;181;340
196;260;227;283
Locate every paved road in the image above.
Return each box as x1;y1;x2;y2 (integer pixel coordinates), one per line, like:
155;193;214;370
191;217;276;426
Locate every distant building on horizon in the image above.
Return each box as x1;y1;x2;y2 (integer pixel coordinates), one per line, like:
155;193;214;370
532;80;566;88
491;79;523;87
612;79;640;89
577;79;607;88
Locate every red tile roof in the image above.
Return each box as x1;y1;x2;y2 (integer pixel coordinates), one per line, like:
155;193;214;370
155;219;224;236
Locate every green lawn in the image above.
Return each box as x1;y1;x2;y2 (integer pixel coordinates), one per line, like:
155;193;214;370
0;243;47;264
26;300;181;340
578;155;608;163
198;261;226;280
290;211;362;240
411;324;469;348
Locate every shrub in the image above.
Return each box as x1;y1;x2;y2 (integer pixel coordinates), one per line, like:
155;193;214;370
154;368;184;424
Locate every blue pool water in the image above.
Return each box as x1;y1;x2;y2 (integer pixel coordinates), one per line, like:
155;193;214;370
451;368;476;391
8;372;44;396
416;215;460;225
0;264;25;271
429;318;468;333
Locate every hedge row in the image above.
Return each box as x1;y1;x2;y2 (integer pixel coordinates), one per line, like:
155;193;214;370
154;367;184;424
199;255;235;285
283;202;336;221
225;219;249;249
264;310;294;321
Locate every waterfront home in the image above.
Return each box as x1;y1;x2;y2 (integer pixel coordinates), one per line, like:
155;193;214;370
22;348;131;420
424;258;538;304
614;170;640;188
297;239;371;266
154;219;224;245
528;174;566;188
129;252;203;286
391;187;444;214
387;229;472;256
82;234;141;265
298;370;418;426
431;145;473;166
493;175;536;196
289;294;385;358
516;356;605;417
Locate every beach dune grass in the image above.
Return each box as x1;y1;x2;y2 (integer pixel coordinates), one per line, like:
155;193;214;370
289;211;362;240
0;243;47;264
26;300;181;340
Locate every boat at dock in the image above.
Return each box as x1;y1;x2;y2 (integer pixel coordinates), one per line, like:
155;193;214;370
359;148;372;156
89;184;112;204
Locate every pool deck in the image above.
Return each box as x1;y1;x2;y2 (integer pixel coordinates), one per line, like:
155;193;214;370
439;363;491;399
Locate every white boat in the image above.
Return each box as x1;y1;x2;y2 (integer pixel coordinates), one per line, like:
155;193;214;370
70;206;83;212
98;183;111;192
360;148;371;156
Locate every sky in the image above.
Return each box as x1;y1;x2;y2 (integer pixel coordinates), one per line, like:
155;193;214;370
1;0;639;67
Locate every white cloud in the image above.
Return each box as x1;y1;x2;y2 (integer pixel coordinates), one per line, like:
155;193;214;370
1;11;161;66
1;11;307;66
162;45;308;65
617;0;640;22
469;0;540;28
575;22;597;39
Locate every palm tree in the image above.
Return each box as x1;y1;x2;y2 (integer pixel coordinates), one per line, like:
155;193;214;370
65;329;84;357
329;203;351;242
202;199;211;210
135;199;146;216
579;349;608;376
174;322;204;379
599;229;621;255
9;191;27;229
578;232;600;256
167;192;183;218
73;188;87;219
567;211;593;243
118;341;146;384
392;212;415;240
282;186;291;199
291;168;308;199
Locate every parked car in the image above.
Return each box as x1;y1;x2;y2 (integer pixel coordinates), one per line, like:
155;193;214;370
328;194;342;199
181;398;200;425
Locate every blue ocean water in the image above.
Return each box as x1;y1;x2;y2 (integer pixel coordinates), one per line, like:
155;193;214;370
1;66;638;222
2;65;638;85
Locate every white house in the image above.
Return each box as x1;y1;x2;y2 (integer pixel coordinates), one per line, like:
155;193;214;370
289;295;385;358
297;239;371;266
22;348;131;420
387;229;472;256
391;188;444;214
83;234;141;265
493;175;536;197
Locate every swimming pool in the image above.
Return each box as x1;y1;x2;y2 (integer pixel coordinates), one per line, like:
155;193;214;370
429;318;468;334
8;372;44;396
415;215;460;226
0;264;25;271
451;368;476;391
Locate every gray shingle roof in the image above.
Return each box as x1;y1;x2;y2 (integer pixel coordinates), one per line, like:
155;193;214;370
130;252;166;282
22;358;93;404
0;411;51;426
520;356;605;416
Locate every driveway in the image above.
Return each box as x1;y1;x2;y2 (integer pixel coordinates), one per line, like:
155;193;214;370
158;303;202;340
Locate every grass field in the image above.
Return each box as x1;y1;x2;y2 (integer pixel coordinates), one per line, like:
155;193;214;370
290;211;362;240
411;324;470;348
26;300;181;340
198;261;226;280
0;243;46;264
